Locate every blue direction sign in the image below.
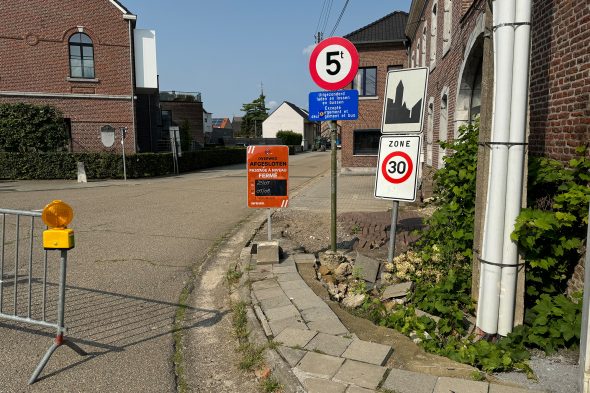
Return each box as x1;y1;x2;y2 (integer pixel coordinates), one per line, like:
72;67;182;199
308;89;359;121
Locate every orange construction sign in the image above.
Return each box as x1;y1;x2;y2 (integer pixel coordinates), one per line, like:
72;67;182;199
247;145;289;208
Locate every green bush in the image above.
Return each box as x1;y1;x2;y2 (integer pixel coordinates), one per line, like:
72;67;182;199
0;148;246;180
0;103;69;152
511;146;589;302
276;130;302;146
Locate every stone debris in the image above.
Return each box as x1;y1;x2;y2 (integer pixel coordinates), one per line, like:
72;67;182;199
342;293;366;309
381;281;414;300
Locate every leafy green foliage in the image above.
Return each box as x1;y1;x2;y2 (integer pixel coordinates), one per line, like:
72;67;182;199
276;130;303;146
179;120;192;151
0;103;69;152
416;120;479;271
512;146;589;301
0;148;246;179
240;94;269;137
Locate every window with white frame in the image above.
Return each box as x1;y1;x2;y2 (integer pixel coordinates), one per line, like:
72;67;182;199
439;93;449;168
352;67;377;97
430;3;438;66
443;0;452;54
421;26;427;67
426;99;434;166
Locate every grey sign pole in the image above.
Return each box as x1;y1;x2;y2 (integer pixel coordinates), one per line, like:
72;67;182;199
120;127;127;181
387;201;400;263
330;120;338;252
267;209;272;241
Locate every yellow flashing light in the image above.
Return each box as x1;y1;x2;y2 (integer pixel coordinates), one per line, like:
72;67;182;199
41;200;74;229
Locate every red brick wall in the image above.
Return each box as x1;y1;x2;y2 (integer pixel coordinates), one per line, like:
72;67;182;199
408;0;485;170
340;43;407;169
0;1;136;152
529;0;590;162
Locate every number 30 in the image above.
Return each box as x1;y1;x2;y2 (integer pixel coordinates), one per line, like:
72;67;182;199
388;160;407;175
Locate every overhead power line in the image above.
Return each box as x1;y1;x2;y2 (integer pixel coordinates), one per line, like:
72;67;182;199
330;0;351;36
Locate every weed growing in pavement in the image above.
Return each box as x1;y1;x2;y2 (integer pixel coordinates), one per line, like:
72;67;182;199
238;342;266;370
226;266;243;286
260;376;283;392
232;301;249;340
350;224;361;234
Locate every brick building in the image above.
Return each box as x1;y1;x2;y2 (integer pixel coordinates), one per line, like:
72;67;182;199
0;0;160;153
340;12;409;173
406;0;589;167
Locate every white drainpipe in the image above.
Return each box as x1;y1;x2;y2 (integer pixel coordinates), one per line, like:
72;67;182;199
476;0;516;335
497;0;532;336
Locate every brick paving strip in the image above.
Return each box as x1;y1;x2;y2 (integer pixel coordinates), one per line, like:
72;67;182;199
239;247;549;393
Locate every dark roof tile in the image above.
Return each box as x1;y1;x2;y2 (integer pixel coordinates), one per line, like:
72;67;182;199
344;11;408;44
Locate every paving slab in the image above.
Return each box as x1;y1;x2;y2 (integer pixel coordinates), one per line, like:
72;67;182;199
277;256;296;266
295;352;345;379
332;359;387;390
290;293;325;311
251;279;280;291
304;332;353;356
264;304;300;321
281;286;318;299
274;327;317;348
278;279;310;290
272;265;298;274
304;377;348;393
488;384;547;393
259;295;293;311
381;281;413;299
301;305;335;322
341;339;393;366
257;241;280;264
277;346;308;367
268;316;309;336
253;286;286;301
277;272;303;282
308;318;349;335
433;377;488;393
293;253;316;265
345;386;374;393
354;252;380;283
381;368;438;393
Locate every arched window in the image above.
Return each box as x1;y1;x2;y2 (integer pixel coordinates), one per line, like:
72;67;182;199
439;93;449;168
430;3;438;66
443;0;453;54
421;26;427;67
426;98;434;166
69;33;95;78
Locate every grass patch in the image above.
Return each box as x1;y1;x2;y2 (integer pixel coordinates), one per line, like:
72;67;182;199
238;342;266;371
226;266;243;285
261;376;283;392
232;301;249;340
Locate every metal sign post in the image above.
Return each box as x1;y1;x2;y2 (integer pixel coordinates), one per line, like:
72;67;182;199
169;126;180;175
309;37;359;253
120;127;127;181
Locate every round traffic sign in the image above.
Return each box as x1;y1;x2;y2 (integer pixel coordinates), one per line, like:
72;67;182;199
309;37;359;90
380;151;413;184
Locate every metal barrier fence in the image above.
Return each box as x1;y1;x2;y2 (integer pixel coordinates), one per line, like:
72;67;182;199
0;208;86;384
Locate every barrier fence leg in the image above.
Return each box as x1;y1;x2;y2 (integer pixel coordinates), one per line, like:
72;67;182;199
29;250;87;385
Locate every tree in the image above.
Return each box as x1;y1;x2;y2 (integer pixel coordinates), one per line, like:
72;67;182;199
239;94;269;137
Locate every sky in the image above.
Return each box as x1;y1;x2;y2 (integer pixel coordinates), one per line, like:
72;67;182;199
122;0;412;119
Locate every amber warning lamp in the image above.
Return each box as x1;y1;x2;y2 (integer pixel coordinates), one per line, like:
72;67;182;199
42;200;75;250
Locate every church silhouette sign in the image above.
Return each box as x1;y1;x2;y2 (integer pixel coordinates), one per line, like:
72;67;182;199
381;67;428;134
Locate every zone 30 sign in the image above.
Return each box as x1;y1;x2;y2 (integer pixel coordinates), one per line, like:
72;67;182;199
309;37;359;91
374;135;422;202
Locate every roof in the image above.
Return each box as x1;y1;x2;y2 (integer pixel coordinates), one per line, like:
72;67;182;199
110;0;133;15
283;102;309;118
344;11;409;44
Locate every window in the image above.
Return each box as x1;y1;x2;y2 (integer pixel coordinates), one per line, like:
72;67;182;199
352;67;377;96
353;129;380;155
388;65;403;72
430;4;438;65
443;0;453;54
421;26;427;67
69;33;95;78
439;93;449;168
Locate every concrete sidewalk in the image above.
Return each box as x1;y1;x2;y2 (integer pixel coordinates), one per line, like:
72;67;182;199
239;172;546;393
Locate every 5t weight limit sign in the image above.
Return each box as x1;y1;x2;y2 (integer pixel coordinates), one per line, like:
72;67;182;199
309;37;359;90
375;135;422;201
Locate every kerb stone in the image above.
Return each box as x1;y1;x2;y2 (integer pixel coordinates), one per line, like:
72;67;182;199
381;368;438;393
257;241;280;264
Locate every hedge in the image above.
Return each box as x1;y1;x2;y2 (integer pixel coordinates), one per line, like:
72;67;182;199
0;148;246;180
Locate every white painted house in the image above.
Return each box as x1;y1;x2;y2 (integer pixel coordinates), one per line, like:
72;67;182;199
262;101;319;150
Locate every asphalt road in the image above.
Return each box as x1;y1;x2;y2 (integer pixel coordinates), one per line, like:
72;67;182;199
0;151;330;392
